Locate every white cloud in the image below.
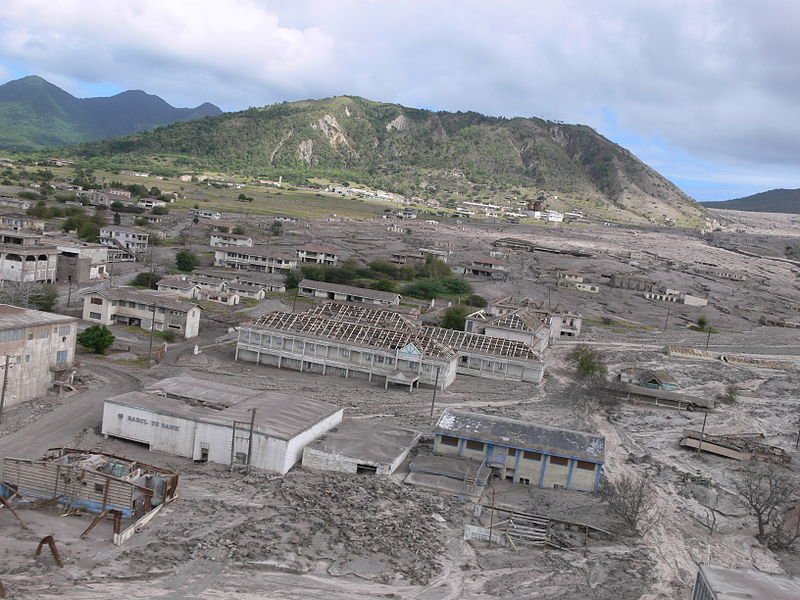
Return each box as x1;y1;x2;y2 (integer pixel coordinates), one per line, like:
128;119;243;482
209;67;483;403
0;0;798;197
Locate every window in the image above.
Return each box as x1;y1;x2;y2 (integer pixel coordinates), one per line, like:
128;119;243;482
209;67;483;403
38;328;48;339
465;440;484;451
90;297;103;305
523;451;541;461
440;435;459;447
56;350;68;364
576;461;596;471
549;456;569;466
234;452;248;464
89;312;102;320
168;324;181;330
341;349;350;358
375;355;385;364
0;328;24;342
28;332;33;340
507;448;517;457
25;355;30;363
94;483;105;493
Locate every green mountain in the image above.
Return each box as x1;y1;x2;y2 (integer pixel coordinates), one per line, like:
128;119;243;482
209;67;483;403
0;75;222;150
701;188;800;214
76;95;705;225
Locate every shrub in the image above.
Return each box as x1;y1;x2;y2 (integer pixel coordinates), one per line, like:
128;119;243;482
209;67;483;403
441;305;470;330
175;249;198;272
77;325;115;354
131;272;162;289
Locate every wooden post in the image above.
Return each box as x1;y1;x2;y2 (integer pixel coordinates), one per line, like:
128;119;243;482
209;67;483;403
697;412;708;454
246;408;256;474
488;487;496;548
430;366;441;418
0;355;10;424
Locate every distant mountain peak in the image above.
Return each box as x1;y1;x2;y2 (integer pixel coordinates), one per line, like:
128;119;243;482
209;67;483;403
701;188;800;214
0;75;223;150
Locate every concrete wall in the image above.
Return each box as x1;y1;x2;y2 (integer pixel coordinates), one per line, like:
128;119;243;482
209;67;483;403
0;320;77;407
103;403;197;458
283;409;344;473
0;252;57;283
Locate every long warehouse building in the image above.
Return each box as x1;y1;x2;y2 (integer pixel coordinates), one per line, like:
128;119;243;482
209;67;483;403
235;303;545;390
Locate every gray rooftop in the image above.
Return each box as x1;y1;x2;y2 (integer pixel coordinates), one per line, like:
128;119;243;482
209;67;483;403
697;565;800;600
435;409;605;463
299;279;401;302
84;287;200;312
0;304;77;331
109;377;342;441
305;418;420;465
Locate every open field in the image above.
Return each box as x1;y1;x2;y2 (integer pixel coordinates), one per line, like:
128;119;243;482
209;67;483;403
1;208;799;598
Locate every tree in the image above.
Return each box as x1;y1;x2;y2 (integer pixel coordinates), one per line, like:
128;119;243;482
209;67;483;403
131;272;162;289
77;325;115;355
284;269;302;290
441;305;470;330
152;206;168;215
175;249;198;272
270;221;283;236
600;470;660;535
29;284;57;312
113;211;121;225
734;464;797;540
696;317;708;331
569;344;608;381
232;225;246;235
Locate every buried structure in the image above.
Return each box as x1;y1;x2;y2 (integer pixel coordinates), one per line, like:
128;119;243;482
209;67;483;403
0;448;178;545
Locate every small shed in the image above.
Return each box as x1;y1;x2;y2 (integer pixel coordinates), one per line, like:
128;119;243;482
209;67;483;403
302;419;420;475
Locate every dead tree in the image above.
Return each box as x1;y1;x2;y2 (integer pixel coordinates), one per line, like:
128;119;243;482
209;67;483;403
734;464;797;540
600;470;660;535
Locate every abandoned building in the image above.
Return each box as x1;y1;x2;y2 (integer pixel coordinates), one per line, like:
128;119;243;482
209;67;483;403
297;279;402;305
213;246;298;273
1;448;178;545
620;384;714;411
156;275;202;299
608;273;660;292
236;303;546;389
464;306;551;352
645;289;708;307
98;226;149;261
81;288;201;339
302;418;420;475
433;409;605;492
296;244;339;265
0;231;58;283
102;377;343;474
692;267;747;282
691;564;800;600
618;368;678;390
209;232;254;248
485;296;582;339
55;242;109;283
457;257;510;279
191;208;222;220
680;430;791;463
0;212;45;232
236;310;459;390
0;304;77;408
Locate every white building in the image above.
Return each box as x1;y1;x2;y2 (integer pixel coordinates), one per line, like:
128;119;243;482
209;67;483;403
213;247;297;273
484;296;582;339
156;275;202;299
191;209;222;220
99;226;149;260
645;290;708;307
691;564;800;600
296;244;339;265
210;233;253;248
102;377;343;474
0;305;77;408
0;231;58;283
298;279;401;305
82;288;201;339
137;197;166;209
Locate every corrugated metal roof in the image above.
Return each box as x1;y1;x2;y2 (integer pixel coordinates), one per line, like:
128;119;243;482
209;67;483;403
299;279;400;303
435;409;605;463
0;304;77;331
698;565;800;600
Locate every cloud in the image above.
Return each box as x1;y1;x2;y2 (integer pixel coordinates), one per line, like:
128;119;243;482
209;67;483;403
0;0;797;198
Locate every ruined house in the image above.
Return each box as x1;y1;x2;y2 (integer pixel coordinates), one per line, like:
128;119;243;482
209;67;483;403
691;565;800;600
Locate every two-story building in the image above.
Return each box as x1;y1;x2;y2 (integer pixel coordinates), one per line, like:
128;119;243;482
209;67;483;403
82;288;201;338
213;247;297;273
0;304;77;407
56;242;109;283
296;244;339;265
99;226;149;261
210;233;254;248
0;231;59;284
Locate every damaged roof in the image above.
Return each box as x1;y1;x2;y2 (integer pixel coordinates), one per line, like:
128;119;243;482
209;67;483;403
435;409;605;463
698;565;800;600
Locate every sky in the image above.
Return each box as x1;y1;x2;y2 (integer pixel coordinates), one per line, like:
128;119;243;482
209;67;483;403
1;0;798;201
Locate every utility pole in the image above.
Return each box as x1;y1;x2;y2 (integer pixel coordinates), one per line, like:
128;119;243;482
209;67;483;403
697;411;708;455
147;300;157;368
705;327;712;350
291;287;299;312
663;306;670;332
488;487;496;548
0;356;10;424
430;366;441;418
246;408;257;475
66;275;73;308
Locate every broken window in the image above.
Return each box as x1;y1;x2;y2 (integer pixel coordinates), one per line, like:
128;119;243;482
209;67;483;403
440;435;459;447
523;451;541;461
465;440;484;451
507;448;517;457
234;452;248;464
94;483;105;494
576;461;596;471
90;297;103;305
549;456;568;466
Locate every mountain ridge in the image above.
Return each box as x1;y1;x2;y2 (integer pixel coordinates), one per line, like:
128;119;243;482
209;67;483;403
72;94;707;226
0;75;222;150
701;188;800;214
